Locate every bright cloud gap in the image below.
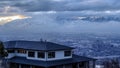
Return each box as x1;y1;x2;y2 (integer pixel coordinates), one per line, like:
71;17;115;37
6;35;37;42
0;15;31;25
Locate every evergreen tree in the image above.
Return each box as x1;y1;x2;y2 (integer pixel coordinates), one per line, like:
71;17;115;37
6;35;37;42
0;41;7;57
0;41;8;68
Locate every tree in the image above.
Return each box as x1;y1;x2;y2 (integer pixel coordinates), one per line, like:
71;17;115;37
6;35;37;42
0;41;7;57
0;41;8;68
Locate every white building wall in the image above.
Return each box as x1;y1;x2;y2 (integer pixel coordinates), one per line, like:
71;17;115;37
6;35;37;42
6;50;27;59
6;50;72;61
47;51;72;61
15;53;26;57
6;53;15;59
15;50;26;57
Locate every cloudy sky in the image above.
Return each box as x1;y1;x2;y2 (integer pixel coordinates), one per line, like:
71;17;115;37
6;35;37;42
0;0;120;12
0;0;120;36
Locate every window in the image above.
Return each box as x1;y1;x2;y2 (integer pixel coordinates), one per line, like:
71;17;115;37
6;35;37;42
64;50;71;57
7;50;15;53
37;52;45;58
28;51;35;57
17;49;26;54
79;62;85;67
48;52;55;58
21;64;30;68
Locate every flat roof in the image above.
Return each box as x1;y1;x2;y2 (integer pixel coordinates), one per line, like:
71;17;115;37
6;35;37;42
7;55;96;67
4;40;74;51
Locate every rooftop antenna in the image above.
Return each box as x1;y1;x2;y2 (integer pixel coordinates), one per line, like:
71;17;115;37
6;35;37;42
40;38;43;42
45;40;47;42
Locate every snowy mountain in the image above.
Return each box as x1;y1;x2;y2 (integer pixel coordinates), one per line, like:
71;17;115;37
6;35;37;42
0;12;120;35
56;15;120;22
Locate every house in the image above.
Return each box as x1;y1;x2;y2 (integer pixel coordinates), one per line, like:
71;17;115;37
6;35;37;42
3;40;96;68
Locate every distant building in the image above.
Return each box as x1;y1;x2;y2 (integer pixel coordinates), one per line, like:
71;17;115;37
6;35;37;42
4;40;96;68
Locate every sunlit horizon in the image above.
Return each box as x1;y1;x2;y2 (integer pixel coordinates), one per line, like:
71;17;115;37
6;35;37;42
0;14;31;25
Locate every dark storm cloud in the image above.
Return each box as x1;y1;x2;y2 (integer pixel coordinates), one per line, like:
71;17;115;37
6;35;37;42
13;0;53;11
0;0;120;12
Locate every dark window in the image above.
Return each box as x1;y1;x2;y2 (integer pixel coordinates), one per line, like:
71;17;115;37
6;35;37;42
79;62;85;67
10;63;19;68
38;52;45;58
64;50;71;57
17;49;26;54
21;64;30;68
48;52;55;58
28;51;35;57
7;50;15;53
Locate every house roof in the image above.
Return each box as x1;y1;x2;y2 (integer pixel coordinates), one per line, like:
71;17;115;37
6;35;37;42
4;40;74;51
7;54;96;67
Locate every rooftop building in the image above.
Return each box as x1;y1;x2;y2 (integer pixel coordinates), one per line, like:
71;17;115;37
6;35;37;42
4;40;96;68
